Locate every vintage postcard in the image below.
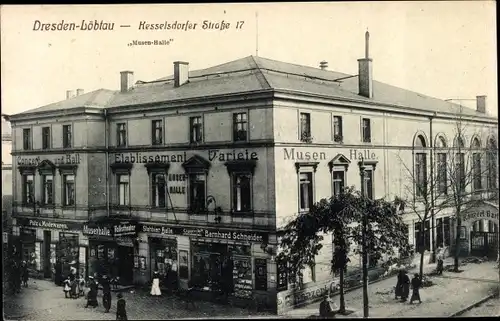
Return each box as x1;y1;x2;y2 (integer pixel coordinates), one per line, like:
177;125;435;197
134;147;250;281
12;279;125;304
1;2;498;320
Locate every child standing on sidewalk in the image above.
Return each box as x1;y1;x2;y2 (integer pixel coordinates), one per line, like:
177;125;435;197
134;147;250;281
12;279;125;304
410;273;422;304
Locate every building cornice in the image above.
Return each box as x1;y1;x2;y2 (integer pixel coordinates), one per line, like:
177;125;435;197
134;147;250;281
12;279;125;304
8;107;105;124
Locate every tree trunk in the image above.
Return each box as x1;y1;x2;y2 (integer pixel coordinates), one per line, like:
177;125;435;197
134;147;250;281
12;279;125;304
419;231;425;280
339;268;346;314
454;216;461;272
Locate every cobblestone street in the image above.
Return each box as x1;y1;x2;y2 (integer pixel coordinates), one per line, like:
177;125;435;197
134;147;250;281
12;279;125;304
3;280;277;320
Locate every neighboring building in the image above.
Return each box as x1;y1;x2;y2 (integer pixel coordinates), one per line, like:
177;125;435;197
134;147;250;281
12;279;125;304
7;33;498;313
2;117;13;224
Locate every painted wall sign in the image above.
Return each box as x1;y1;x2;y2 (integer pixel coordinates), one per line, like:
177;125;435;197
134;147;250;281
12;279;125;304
168;173;187;194
16;218;82;231
349;149;377;160
114;149;260;164
83;223;138;237
462;209;499;222
138;224;268;243
283;148;326;161
17;153;81;166
83;224;112;237
114;224;137;237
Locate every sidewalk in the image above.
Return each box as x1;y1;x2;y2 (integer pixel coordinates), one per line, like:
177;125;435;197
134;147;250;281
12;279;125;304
285;258;499;318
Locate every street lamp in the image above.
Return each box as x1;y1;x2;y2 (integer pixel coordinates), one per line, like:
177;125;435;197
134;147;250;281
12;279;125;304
359;159;369;318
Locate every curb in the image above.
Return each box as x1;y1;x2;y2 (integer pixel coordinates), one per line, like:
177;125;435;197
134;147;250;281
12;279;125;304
448;292;498;317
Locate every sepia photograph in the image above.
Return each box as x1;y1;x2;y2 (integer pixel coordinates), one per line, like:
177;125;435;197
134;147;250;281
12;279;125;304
1;2;498;320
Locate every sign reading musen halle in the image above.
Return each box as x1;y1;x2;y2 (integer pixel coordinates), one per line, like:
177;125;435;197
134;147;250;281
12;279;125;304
82;223;138;237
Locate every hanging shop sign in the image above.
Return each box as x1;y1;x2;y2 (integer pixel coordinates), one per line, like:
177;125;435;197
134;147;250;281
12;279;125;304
82;222;138;238
16;218;83;231
139;224;268;243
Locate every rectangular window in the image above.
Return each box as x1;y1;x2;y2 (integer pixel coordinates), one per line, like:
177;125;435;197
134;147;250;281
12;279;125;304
487;151;497;190
472;153;482;191
42;127;51;150
437;153;448;195
233;112;248;142
456;153;465;192
436;218;443;247
332;170;345;196
414;220;431;253
117;123;127;147
63;125;72;148
333;116;343;142
23;128;32;150
300;113;311;142
299;172;313;212
443;217;451;246
189;173;206;212
190;116;203;143
364;169;374;199
152;120;163;145
63;174;75;206
118;175;130;206
42;175;53;205
22;174;34;204
151;173;166;208
232;173;252;212
415;153;427;197
362;118;371;143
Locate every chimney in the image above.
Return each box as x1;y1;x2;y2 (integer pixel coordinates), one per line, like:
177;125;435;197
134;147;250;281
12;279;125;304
173;61;189;87
476;95;486;113
66;90;75;99
120;71;134;93
76;88;84;96
358;31;373;98
319;61;328;70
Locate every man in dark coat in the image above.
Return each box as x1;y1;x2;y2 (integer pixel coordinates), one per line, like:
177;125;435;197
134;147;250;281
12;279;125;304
101;275;112;313
410;273;422;304
116;293;128;320
21;261;29;288
394;270;403;300
400;271;411;302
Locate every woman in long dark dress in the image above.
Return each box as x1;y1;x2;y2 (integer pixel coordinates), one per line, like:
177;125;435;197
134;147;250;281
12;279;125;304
400;271;411;302
410;273;422;304
85;276;99;308
394;270;403;300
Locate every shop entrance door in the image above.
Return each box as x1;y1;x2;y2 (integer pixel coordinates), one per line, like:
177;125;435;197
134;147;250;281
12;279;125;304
117;245;134;284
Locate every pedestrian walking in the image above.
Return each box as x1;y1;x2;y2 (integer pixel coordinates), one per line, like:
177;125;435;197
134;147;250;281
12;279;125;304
55;259;63;286
85;276;99;308
400;271;410;302
101;274;112;313
436;247;444;275
13;260;21;294
21;261;29;288
150;271;162;296
183;280;196;309
116;293;128;320
394;270;403;300
409;273;422;304
63;276;72;298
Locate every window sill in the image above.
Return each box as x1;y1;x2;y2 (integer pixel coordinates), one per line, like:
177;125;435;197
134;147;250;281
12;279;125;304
39;204;55;209
61;205;76;209
232;139;249;144
231;210;254;217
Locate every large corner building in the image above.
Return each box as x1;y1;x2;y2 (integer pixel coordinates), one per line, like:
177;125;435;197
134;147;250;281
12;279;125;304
6;33;498;314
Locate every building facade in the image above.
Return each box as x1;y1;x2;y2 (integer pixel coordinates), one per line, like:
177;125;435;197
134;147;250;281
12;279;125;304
6;35;498;313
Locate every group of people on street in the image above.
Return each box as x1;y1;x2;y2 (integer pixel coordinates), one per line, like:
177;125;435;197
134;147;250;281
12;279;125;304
7;259;30;294
81;273;127;320
395;270;422;304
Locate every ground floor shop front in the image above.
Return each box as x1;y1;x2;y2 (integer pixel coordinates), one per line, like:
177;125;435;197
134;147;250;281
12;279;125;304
10;217;278;311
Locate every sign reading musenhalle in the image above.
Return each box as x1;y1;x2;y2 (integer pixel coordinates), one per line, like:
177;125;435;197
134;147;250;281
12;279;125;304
82;223;138;238
140;224;268;243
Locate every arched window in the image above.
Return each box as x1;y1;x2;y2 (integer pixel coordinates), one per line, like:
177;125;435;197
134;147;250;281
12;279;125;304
436;136;447;148
471;137;482;191
454;136;465;148
414;135;427;148
486;138;498;190
471;137;481;149
414;134;427;197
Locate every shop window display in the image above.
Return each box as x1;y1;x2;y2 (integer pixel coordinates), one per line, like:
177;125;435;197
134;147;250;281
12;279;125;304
150;238;178;290
57;233;79;278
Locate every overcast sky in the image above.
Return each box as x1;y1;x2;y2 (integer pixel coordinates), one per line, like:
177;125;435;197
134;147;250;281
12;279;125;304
1;2;497;116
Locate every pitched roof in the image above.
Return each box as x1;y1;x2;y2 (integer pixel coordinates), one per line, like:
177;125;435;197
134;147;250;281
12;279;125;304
13;55;494;118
